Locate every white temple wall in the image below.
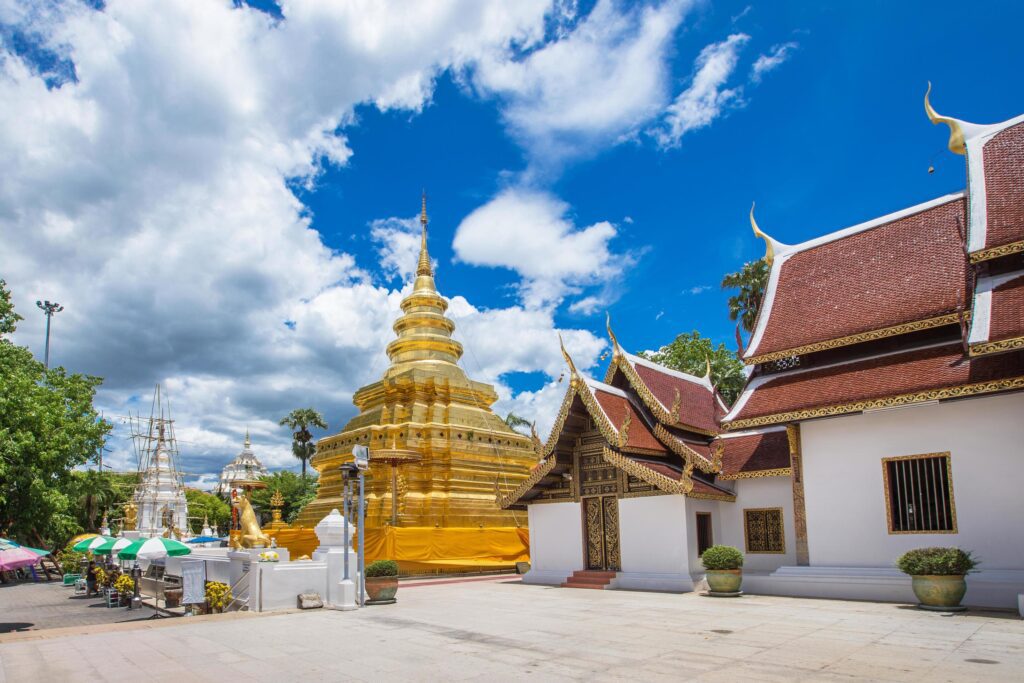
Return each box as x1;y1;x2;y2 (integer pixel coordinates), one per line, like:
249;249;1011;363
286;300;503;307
801;392;1024;570
683;498;722;575
522;502;583;585
615;495;694;591
717;477;797;573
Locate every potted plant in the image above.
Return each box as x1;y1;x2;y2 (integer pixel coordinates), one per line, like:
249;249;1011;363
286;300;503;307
896;547;977;611
701;545;744;595
204;581;232;613
364;560;399;604
114;574;135;606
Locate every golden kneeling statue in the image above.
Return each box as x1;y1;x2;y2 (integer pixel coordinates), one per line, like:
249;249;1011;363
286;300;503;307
236;496;271;548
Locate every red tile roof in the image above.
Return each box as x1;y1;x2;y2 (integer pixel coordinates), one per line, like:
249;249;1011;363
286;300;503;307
591;386;666;453
988;273;1024;344
981;122;1024;253
717;429;791;478
726;342;1024;428
745;196;967;362
628;356;722;434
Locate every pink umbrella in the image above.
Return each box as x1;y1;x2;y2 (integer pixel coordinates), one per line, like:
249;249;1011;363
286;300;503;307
0;546;42;571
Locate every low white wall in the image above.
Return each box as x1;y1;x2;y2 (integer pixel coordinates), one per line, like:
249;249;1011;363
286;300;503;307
802;392;1024;570
616;495;693;591
252;561;328;612
716;477;797;573
523;502;583;585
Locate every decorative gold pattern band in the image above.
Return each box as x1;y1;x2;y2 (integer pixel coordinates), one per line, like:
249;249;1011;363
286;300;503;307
601;447;694;495
969;239;1024;263
651;423;720;473
744;313;965;365
969;335;1024;357
497;456;556;509
718;467;793;480
724;376;1024;430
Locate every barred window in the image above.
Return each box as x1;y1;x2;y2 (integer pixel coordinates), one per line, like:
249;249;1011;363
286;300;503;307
696;512;713;556
882;453;956;533
744;508;785;553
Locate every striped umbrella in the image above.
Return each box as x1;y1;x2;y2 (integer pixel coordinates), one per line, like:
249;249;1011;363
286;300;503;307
0;545;43;571
117;537;191;561
72;535;114;553
92;537;132;556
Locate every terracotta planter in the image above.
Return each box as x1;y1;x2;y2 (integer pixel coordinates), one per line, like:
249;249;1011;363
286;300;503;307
911;575;967;610
365;576;398;604
706;569;742;594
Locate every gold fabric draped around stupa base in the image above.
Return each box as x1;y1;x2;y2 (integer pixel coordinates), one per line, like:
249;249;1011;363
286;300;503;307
283;195;537;572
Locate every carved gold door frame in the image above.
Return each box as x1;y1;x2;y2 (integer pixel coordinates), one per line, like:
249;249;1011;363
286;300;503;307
582;495;621;571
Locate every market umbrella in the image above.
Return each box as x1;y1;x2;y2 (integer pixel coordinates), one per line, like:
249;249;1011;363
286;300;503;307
186;536;223;544
72;535;114;553
0;545;43;571
117;537;192;561
19;546;52;556
92;537;132;556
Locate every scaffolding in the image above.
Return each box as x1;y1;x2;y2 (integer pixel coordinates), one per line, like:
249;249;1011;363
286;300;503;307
128;385;189;538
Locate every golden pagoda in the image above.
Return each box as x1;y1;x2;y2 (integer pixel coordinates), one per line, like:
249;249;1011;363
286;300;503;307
284;195;538;571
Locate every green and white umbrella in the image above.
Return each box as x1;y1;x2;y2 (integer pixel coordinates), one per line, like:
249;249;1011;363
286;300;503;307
72;535;115;553
117;537;191;561
92;537;132;556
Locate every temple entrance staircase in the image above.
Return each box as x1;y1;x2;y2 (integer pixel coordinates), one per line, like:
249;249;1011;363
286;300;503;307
561;570;617;589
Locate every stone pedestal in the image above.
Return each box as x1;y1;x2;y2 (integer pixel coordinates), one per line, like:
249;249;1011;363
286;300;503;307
312;509;358;610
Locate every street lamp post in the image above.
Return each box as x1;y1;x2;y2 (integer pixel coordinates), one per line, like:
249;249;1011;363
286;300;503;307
35;300;64;369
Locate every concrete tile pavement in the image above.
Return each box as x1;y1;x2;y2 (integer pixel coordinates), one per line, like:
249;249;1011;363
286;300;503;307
2;577;1022;682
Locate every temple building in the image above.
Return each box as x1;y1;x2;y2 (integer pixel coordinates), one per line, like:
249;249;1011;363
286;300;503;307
132;386;189;538
216;431;269;496
510;87;1024;608
284;197;538;571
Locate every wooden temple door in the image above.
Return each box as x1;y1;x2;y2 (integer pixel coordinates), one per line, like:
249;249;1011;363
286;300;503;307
583;495;621;571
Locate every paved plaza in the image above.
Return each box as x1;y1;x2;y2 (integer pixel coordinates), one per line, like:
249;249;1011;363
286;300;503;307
1;577;1021;682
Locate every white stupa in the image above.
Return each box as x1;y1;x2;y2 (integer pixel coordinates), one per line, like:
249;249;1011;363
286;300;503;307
216;431;268;495
131;386;189;538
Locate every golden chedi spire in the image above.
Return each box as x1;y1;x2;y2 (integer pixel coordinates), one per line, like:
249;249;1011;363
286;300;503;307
385;192;464;372
289;193;537;572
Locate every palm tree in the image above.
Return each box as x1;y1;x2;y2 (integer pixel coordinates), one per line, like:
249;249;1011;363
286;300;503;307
77;470;116;531
721;259;769;333
504;412;531;434
279;408;327;478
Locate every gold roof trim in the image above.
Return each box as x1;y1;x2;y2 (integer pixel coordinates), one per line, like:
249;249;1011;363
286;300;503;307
718;467;793;481
743;312;965;365
724;376;1024;430
652;423;719;474
924;82;966;155
969;335;1024;357
604;353;718;436
601;447;694;495
497;455;557;509
968;239;1024;264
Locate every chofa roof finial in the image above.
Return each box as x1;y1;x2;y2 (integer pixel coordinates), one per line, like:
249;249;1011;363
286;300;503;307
924;82;966;156
605;312;621;357
750;202;780;266
558;333;579;381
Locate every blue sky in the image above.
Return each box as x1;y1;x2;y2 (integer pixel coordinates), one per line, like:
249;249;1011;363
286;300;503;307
1;0;1020;484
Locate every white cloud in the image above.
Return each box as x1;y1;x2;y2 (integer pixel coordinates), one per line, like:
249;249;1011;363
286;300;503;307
685;284;711;294
452;188;630;311
652;32;749;148
0;0;582;482
370;215;429;282
472;0;692;166
750;41;797;83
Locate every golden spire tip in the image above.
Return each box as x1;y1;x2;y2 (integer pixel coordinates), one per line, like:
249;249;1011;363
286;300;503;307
416;191;432;277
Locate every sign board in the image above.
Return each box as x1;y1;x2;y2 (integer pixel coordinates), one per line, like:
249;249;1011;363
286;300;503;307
181;560;206;604
353;444;370;470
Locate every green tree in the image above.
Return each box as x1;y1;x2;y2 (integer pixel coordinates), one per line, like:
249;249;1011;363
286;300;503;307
250;471;319;524
504;412;531;435
0;281;111;547
279;408;327;478
184;489;231;535
721;258;769;334
638;331;746;406
73;470;116;531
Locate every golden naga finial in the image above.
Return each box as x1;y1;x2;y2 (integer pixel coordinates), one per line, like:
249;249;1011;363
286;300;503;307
704;355;712;379
417;190;433;277
924;82;966;155
558;333;579;382
618;411;632;449
750;202;778;266
605;312;621;358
